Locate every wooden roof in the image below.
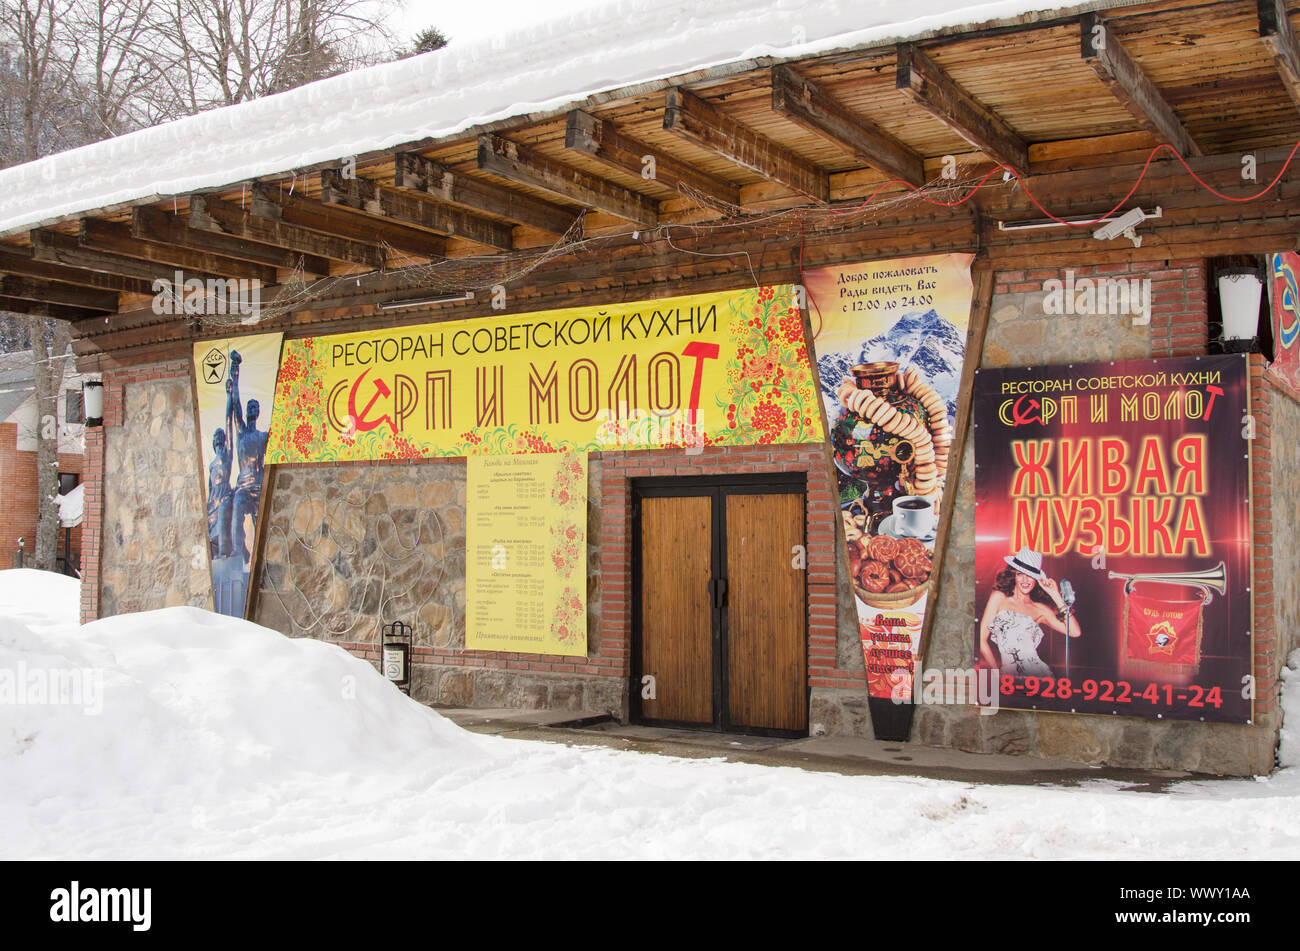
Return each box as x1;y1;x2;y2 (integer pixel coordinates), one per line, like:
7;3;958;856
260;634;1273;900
3;0;1300;362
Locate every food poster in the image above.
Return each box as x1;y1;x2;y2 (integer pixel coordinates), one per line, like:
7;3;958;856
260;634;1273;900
465;452;587;656
972;355;1252;722
804;255;975;718
192;333;283;617
266;285;822;463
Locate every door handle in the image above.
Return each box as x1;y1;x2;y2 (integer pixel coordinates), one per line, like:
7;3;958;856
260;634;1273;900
708;577;728;608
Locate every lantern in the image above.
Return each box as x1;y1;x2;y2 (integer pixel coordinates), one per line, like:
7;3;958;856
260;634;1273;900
1217;266;1262;350
382;620;413;694
83;379;104;427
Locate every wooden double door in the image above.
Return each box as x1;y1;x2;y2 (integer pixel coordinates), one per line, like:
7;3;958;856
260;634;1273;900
632;475;807;736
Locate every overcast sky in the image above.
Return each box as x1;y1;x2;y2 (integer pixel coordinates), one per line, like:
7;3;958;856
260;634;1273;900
389;0;609;46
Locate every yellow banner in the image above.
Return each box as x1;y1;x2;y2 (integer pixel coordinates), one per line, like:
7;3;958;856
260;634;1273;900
265;285;821;462
466;453;588;656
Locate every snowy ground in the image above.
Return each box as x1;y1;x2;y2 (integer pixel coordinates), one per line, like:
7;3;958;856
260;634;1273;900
1;569;1297;860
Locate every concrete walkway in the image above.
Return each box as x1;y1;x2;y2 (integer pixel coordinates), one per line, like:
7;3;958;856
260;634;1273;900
431;706;1225;792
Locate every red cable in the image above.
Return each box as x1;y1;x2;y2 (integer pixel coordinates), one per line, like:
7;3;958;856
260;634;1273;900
829;139;1300;228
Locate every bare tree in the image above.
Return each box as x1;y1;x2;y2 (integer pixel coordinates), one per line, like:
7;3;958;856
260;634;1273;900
0;0;82;163
150;0;398;114
23;315;72;571
69;0;172;136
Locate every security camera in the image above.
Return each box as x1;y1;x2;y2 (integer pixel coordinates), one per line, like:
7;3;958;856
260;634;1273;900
1093;206;1162;246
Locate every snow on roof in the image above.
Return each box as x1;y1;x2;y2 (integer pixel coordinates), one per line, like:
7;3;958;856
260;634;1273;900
0;0;1111;237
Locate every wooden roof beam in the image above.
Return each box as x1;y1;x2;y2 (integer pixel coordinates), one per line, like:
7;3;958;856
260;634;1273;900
189;194;385;270
394;152;578;235
662;86;830;203
250;184;445;260
0;274;116;311
30;229;225;286
895;44;1029;179
1081;14;1201;158
80;218;275;284
0;244;152;295
0;294;102;321
132;205;331;276
477;133;659;228
319;170;513;251
564;109;742;207
770;65;925;188
1259;0;1300;112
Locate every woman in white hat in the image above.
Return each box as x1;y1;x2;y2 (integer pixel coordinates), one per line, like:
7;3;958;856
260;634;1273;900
977;546;1082;677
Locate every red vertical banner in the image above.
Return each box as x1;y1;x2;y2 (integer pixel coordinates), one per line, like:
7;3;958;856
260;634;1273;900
1268;253;1300;392
972;355;1252;723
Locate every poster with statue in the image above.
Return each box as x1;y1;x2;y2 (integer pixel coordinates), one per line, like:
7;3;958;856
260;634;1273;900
804;254;975;738
192;333;283;617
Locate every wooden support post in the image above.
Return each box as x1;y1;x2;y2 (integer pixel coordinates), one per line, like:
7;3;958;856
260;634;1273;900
771;65;926;188
896;44;1030;178
477;133;659;227
663;86;830;203
1080;14;1201;157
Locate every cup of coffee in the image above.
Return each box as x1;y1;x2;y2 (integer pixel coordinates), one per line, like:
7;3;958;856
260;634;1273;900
893;495;936;538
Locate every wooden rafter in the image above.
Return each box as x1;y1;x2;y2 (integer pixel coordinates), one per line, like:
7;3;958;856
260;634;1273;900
564;110;741;207
895;44;1030;178
477;133;659;227
132;205;331;276
250;184;445;260
1080;14;1201;157
770;65;925;188
0;244;152;295
0;295;102;321
394;152;577;235
319;169;513;251
31;229;223;285
0;274;117;311
1258;0;1300;111
189;194;385;270
80;218;275;284
662;86;829;203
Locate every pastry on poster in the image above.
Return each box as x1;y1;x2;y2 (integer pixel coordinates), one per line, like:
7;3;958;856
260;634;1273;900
834;361;945;608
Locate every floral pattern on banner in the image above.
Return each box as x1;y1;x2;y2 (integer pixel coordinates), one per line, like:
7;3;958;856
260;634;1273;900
551;455;585;508
719;286;823;445
550;587;586;646
549;521;582;577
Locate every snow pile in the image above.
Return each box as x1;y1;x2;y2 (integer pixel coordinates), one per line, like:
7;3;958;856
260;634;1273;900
0;0;1082;234
1280;650;1300;769
0;569;494;856
2;568;1299;860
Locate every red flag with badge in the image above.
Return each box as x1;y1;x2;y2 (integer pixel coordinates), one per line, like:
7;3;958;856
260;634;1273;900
1123;591;1204;666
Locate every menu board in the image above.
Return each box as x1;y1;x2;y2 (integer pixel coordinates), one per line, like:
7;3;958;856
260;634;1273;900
466;453;588;656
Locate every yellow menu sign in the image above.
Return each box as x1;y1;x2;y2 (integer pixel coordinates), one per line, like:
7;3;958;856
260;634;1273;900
466;453;587;656
265;285;821;463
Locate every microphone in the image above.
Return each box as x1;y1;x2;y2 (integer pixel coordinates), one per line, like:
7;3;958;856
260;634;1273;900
1059;579;1075;606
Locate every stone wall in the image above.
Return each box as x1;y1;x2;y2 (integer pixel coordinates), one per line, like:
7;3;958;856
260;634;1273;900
1269;384;1300;666
251;457;620;715
99;376;212;616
